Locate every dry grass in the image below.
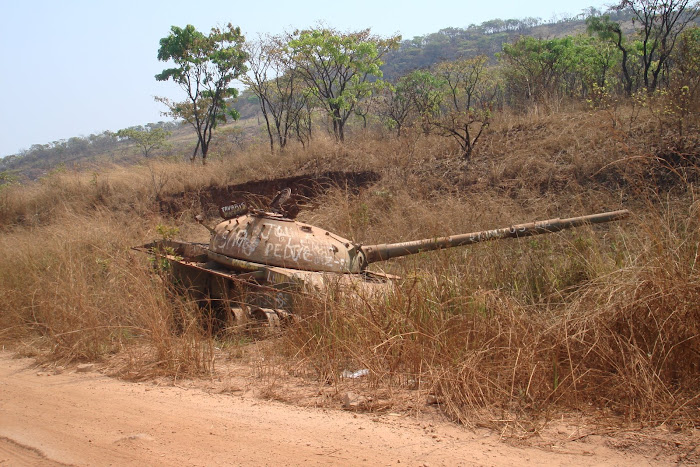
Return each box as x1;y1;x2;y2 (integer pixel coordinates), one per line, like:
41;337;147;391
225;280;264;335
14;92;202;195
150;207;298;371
0;100;698;428
283;195;699;427
0;209;214;377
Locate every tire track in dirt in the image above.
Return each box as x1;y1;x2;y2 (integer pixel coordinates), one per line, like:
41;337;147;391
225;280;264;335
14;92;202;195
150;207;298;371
0;437;68;466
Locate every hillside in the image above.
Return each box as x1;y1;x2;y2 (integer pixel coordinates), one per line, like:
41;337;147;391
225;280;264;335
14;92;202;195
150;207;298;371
1;95;699;430
381;16;592;81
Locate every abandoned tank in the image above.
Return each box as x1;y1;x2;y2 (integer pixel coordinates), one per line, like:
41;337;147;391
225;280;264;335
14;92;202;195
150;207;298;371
135;189;629;326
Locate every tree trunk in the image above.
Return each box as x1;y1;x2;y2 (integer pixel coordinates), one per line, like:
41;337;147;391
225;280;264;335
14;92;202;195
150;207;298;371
201;140;208;165
191;139;200;164
261;105;274;154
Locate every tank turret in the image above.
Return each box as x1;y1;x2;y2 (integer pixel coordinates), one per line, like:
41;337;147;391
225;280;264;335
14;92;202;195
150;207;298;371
207;211;367;274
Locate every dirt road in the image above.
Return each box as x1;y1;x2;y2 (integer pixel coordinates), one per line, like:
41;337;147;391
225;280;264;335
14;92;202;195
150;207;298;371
0;353;692;466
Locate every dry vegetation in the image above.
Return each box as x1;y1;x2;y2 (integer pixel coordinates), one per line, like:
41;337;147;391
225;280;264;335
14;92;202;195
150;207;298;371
0;101;698;431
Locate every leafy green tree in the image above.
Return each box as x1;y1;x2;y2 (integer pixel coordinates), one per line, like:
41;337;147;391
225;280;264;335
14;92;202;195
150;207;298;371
499;35;624;104
655;27;700;142
155;23;247;164
287;28;399;141
587;15;639;95
481;19;506;34
401;70;446;134
433;56;498;160
116;126;171;158
0;170;18;188
672;26;700;95
572;36;622;91
500;36;579;107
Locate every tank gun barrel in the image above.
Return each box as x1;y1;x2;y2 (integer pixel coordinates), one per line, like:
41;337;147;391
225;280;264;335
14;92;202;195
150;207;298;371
360;209;629;264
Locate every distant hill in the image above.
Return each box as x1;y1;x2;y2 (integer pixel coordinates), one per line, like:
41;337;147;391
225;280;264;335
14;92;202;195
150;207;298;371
381;8;634;80
0;122;185;181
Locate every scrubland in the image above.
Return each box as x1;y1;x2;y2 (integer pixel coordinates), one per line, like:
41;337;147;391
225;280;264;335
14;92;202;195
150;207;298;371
0;103;698;430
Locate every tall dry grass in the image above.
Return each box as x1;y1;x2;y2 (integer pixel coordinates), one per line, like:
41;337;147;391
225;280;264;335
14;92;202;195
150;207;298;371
0;208;214;377
283;191;699;427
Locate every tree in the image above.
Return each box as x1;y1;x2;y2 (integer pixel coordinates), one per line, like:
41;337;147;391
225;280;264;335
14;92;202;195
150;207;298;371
657;26;700;141
671;26;700;95
115;126;171;158
287;28;399;141
588;0;699;94
243;35;309;152
588;15;642;95
433;56;498;160
574;36;622;91
0;170;18;187
378;78;414;137
481;19;507;34
500;36;579;107
401;70;446;134
626;0;699;91
155;24;247;164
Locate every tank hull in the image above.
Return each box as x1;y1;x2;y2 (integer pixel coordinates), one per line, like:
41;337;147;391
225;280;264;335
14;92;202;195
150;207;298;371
134;240;391;327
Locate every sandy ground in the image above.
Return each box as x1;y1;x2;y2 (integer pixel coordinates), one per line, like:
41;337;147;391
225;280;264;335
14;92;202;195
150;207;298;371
0;352;697;466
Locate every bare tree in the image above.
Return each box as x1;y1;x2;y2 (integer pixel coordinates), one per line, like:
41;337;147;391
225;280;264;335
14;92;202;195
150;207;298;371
433;56;498;160
243;35;309;153
589;0;699;94
625;0;699;91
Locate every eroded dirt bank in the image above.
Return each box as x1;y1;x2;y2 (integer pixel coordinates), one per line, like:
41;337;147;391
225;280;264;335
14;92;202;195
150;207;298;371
0;352;695;466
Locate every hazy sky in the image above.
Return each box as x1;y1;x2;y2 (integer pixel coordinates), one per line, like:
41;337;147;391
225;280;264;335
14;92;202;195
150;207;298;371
0;0;610;157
